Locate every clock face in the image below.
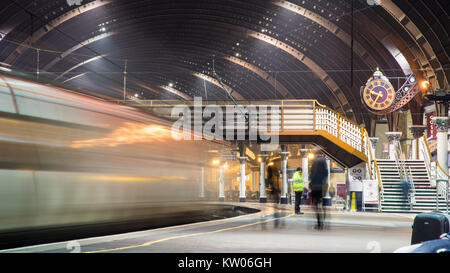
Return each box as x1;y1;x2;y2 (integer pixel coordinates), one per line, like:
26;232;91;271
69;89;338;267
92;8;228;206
362;79;395;111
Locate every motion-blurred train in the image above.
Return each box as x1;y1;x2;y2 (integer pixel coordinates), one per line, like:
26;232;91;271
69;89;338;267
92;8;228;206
0;72;235;249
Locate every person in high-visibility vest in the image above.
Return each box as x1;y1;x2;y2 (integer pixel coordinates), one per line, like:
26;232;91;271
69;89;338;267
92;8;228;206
292;167;305;214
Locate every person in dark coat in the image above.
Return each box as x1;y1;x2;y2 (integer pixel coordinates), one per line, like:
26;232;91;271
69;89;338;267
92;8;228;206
309;154;329;229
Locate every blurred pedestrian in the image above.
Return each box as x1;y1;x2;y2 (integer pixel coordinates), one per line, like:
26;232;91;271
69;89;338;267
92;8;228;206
309;154;329;229
292;167;305;214
401;178;411;210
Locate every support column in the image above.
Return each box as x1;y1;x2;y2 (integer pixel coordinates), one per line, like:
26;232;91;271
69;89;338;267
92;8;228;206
280;148;290;204
258;154;268;203
409;125;426;160
200;166;205;199
369;137;379;160
251;170;255;192
218;165;224;201
239;156;247;202
385;132;402;159
300;149;309;188
323;158;332;206
432;117;449;174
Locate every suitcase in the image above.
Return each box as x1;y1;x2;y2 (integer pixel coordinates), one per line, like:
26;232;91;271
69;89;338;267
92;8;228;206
411;211;450;245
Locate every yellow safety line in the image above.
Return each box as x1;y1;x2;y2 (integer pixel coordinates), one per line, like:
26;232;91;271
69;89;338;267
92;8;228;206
84;211;295;253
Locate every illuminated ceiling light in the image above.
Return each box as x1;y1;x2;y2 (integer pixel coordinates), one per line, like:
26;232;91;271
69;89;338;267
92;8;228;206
404;87;409;91
100;27;106;32
235;53;240;57
212;159;220;165
308;153;315;160
421;80;430;89
409;76;416;83
236;42;240;46
268;162;274;166
168;82;174;87
134;93;139;97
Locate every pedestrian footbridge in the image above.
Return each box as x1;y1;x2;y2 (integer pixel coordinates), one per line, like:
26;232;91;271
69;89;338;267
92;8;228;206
118;99;372;169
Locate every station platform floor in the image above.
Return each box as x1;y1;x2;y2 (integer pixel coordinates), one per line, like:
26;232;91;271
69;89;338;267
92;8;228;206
0;202;417;253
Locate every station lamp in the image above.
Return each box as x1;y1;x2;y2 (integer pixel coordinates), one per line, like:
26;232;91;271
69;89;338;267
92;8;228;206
421;80;430;90
212;159;220;165
308;153;315;160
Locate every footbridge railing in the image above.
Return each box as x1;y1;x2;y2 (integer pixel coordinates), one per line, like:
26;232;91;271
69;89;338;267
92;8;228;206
115;99;380;189
420;136;449;211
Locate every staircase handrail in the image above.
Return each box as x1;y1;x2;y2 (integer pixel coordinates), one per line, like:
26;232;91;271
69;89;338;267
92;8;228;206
362;130;381;191
421;136;450;177
421;136;449;199
393;143;411;208
420;136;434;183
397;143;415;206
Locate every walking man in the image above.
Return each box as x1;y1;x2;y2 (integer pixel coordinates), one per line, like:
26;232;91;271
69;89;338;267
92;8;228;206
310;154;329;229
293;167;305;214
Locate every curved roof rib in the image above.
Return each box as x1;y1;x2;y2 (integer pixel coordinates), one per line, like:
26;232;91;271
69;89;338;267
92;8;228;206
224;55;294;99
379;0;448;89
5;0;111;65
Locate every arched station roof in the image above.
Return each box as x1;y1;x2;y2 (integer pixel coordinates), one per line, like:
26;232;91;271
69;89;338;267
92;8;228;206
0;0;448;130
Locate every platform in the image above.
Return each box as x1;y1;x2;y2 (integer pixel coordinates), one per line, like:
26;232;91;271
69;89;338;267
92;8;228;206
0;202;415;253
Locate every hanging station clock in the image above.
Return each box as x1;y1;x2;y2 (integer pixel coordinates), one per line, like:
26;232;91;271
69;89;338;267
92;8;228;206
361;68;396;112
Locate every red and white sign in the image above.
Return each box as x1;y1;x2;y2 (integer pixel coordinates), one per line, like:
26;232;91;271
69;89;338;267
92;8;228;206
363;180;379;203
426;112;437;140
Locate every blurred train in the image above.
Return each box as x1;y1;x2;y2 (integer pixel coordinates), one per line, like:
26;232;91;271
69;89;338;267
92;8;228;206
0;72;235;248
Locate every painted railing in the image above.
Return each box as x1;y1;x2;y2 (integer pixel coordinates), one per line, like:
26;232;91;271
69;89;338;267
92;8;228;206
421;136;449;198
312;103;380;191
116;99;381;189
421;136;449;212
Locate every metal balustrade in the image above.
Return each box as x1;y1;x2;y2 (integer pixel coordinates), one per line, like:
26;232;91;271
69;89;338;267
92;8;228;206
115;98;379;188
419;136;449;212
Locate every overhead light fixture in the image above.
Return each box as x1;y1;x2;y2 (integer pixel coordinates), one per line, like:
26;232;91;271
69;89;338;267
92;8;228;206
212;159;220;165
421;80;430;89
168;83;174;87
308;153;315;160
409;76;416;83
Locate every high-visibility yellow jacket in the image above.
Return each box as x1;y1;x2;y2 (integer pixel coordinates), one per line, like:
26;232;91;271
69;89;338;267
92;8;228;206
292;171;304;192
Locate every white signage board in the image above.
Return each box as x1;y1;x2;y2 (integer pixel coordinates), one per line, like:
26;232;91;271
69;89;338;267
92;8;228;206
363;180;379;203
348;163;365;192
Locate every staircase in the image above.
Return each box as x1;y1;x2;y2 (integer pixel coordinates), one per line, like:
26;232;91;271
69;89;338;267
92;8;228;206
378;159;448;213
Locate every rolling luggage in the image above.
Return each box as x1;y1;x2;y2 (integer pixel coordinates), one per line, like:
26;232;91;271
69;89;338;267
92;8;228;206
411;211;450;244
